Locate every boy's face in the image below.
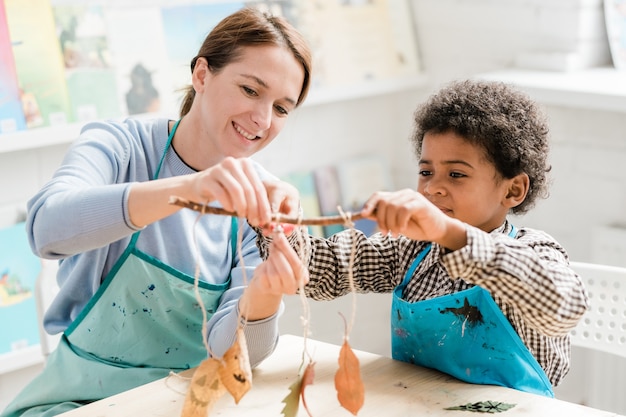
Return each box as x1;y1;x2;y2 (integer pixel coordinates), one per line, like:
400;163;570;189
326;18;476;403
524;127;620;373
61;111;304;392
417;131;514;233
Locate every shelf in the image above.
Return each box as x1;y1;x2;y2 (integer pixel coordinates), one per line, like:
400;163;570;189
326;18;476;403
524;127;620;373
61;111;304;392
0;345;43;375
304;74;428;106
0;74;428;155
0;122;83;154
478;67;626;113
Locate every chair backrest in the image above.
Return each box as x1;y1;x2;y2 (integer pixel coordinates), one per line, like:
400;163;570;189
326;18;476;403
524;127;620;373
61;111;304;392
569;261;626;359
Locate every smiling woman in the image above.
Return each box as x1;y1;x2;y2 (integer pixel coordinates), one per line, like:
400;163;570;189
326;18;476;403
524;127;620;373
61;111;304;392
0;6;313;417
178;44;305;167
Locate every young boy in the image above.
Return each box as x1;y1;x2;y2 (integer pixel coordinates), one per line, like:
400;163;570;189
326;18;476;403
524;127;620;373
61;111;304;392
261;79;589;397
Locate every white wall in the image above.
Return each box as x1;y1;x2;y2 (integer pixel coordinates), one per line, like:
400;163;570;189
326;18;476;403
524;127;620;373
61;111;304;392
511;106;626;262
401;0;625;265
255;88;420;181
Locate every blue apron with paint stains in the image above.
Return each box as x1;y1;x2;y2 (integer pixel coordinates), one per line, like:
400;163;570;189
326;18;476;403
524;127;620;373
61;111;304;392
390;227;554;397
1;120;235;417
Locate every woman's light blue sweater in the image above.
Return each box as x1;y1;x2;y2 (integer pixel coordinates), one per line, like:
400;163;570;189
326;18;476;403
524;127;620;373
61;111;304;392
26;117;280;367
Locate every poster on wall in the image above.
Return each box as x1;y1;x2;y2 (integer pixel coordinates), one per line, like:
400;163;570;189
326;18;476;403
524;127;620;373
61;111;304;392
52;4;122;122
104;6;174;117
292;0;420;88
0;0;26;134
0;222;42;356
282;170;325;237
605;0;626;70
313;165;345;237
160;2;245;100
4;0;72;128
335;155;394;236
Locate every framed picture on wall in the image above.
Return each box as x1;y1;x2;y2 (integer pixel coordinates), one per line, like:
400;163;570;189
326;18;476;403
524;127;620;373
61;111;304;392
605;0;626;70
0;222;42;364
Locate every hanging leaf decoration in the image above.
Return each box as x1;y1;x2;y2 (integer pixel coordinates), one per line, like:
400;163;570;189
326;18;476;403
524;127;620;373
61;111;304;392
177;203;371;416
445;401;516;413
218;326;252;404
281;373;303;417
334;339;365;415
300;361;317;417
181;357;226;417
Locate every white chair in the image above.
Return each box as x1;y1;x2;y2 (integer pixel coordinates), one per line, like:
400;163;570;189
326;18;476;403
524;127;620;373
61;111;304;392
569;261;626;359
555;261;626;414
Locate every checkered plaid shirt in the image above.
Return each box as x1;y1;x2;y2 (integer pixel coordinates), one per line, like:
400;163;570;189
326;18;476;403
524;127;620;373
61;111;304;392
258;220;589;387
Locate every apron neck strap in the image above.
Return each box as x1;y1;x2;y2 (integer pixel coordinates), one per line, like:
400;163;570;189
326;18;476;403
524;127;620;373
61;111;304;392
127;120;180;251
155;119;180;180
230;217;237;262
399;243;432;290
399;223;517;291
134;119;237;267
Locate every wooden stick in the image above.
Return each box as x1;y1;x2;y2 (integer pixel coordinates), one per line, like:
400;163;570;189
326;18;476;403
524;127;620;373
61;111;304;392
169;196;365;226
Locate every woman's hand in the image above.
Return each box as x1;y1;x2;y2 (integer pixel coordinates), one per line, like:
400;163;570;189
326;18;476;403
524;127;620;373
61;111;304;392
193;158;300;228
253;231;308;295
262;179;300;220
128;157;300;229
191;157;274;227
239;231;308;320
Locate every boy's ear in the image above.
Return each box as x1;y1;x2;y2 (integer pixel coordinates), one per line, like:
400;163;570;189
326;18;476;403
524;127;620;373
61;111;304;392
504;173;530;209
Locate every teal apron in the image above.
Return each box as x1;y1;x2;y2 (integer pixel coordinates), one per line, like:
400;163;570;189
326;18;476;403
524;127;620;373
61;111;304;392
390;226;554;397
1;120;236;417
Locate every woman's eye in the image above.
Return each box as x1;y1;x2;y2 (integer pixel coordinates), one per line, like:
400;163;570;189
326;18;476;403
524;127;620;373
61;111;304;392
419;170;431;177
274;105;288;116
242;86;257;96
450;172;466;178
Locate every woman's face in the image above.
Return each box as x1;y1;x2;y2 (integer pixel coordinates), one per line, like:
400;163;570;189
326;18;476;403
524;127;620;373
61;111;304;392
191;45;304;163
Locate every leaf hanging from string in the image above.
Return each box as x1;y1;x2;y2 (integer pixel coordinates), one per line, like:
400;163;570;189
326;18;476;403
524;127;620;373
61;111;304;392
300;361;316;417
335;338;365;415
279;225;316;417
183;199;253;415
218;326;252;404
281;373;303;417
333;214;365;417
181;357;226;417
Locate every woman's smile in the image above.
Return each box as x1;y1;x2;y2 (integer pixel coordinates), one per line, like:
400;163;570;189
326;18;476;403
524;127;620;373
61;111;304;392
233;122;260;140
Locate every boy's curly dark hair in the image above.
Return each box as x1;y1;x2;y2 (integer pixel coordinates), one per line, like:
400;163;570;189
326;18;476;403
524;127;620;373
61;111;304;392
411;79;551;214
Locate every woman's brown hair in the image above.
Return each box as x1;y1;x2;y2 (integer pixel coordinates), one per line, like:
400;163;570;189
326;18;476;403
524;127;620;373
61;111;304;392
179;7;312;116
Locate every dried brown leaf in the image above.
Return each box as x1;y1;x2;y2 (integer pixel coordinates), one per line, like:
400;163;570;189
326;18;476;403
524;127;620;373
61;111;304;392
335;340;364;415
181;357;226;417
300;361;316;417
218;327;252;404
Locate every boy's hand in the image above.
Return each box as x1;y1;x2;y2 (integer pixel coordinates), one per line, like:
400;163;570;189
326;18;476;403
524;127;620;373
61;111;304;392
361;189;467;250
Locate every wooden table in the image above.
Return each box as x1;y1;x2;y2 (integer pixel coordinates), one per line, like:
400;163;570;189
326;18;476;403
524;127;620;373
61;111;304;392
59;334;622;416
